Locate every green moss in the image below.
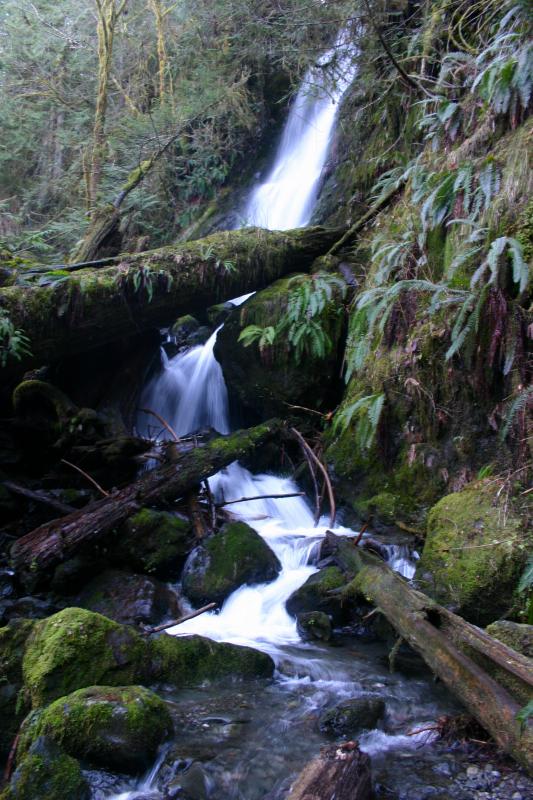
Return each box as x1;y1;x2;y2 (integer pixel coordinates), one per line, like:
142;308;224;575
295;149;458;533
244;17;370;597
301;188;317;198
416;483;530;624
286;566;347;622
182;521;280;605
18;685;173;773
22;608;146;707
148;633;274;684
114;508;192;579
0;619;35;759
4;737;89;800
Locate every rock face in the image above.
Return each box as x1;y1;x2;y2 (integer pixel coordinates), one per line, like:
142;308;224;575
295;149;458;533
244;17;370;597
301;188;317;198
113;508;193;580
181;522;281;606
297;611;333;642
215;275;343;419
18;685;173;773
286;567;346;622
416;484;529;625
486;621;533;659
319;697;385;737
3;736;90;800
76;569;181;627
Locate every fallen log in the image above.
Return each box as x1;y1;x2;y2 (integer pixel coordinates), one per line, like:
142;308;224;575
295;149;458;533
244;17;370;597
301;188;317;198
1;226;342;375
10;418;284;589
326;534;533;772
286;742;372;800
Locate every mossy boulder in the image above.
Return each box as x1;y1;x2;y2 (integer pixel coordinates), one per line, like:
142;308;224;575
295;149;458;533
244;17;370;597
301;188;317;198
486;620;533;659
148;633;274;683
286;567;346;622
113;508;193;580
416;484;530;624
76;569;180;627
215;275;344;418
1;736;89;800
0;619;35;759
319;696;386;737
181;522;281;606
296;611;333;642
170;314;201;344
22;607;146;707
18;686;173;773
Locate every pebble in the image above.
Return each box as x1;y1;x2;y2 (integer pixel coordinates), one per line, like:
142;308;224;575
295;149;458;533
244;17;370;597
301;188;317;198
467;766;480;777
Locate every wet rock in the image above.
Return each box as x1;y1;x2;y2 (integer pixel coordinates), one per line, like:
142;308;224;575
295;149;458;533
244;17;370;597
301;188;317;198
18;685;173;774
296;611;333;642
1;595;61;624
148;633;274;684
319;696;385;737
50;554;104;595
0;618;35;760
286;566;346;622
416;484;528;625
22;607;146;707
207;301;235;326
167;762;212;800
171;314;201;346
76;569;181;627
182;521;281;606
113;508;193;580
3;736;89;800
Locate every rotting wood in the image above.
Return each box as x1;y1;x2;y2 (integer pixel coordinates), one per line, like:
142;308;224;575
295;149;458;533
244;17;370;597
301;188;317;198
325;533;533;772
2;481;75;516
286;742;372;800
10;419;284;590
2;225;343;377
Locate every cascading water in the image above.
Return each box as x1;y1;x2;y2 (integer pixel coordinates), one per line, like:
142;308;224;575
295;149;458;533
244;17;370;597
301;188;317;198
242;30;356;230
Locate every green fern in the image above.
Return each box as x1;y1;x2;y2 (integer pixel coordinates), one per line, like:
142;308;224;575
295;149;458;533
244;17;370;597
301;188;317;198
500;385;533;441
333;392;385;452
238;324;277;353
0;309;31;367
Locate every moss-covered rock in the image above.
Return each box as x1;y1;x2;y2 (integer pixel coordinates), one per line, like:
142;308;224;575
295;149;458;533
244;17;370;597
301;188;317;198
416;484;530;624
76;569;180;627
0;619;35;759
18;686;173;773
2;736;89;800
319;696;385;737
215;275;344;418
486;621;533;659
148;633;274;684
296;611;333;642
286;567;347;622
112;508;193;580
181;522;281;606
22;607;146;707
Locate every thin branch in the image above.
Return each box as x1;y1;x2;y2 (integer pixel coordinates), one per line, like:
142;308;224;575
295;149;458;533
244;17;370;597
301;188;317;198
140;407;180;443
2;481;76;515
141;603;217;635
216;492;305;508
290;428;336;527
60;459;109;497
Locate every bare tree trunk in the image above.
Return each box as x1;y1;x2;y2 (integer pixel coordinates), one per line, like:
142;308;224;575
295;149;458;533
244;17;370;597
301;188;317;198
286;743;372;800
149;0;169;105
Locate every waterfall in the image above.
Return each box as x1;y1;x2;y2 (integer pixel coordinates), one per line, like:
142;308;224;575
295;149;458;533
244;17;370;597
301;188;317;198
242;30;356;230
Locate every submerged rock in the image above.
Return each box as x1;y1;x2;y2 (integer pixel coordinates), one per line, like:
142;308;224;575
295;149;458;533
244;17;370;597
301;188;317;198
319;696;385;737
416;484;529;624
2;736;89;800
286;566;346;622
76;569;180;627
113;508;193;580
181;521;281;606
18;685;173;773
296;611;333;642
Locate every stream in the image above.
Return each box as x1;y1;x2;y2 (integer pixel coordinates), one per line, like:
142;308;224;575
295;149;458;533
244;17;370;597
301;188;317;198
104;33;470;800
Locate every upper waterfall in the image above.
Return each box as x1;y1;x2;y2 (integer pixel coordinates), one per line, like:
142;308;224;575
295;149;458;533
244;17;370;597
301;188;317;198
243;30;356;230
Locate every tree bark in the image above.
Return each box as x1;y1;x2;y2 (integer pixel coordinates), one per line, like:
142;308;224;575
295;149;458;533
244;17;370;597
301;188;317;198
325;534;533;773
2;225;342;375
286;743;372;800
10;419;284;589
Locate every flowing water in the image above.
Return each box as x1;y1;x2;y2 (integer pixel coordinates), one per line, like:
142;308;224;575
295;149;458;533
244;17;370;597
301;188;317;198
102;31;467;800
242;30;356;230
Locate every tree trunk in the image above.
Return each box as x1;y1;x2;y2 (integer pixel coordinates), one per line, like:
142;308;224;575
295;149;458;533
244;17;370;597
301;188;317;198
286;743;372;800
325;534;533;773
2;225;342;376
10;419;284;589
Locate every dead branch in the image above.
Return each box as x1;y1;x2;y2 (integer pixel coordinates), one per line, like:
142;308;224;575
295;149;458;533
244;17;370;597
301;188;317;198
142;602;217;635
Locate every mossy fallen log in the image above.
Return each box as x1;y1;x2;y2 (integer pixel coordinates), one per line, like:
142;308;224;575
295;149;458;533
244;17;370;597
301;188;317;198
10;419;284;589
326;534;533;773
1;226;342;375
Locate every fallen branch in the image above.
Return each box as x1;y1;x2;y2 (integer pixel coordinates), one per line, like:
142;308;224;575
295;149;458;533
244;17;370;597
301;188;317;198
141;602;217;635
60;459;109;498
291;428;336;527
2;481;75;516
140;407;180;443
287;742;372;800
216;492;305;508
